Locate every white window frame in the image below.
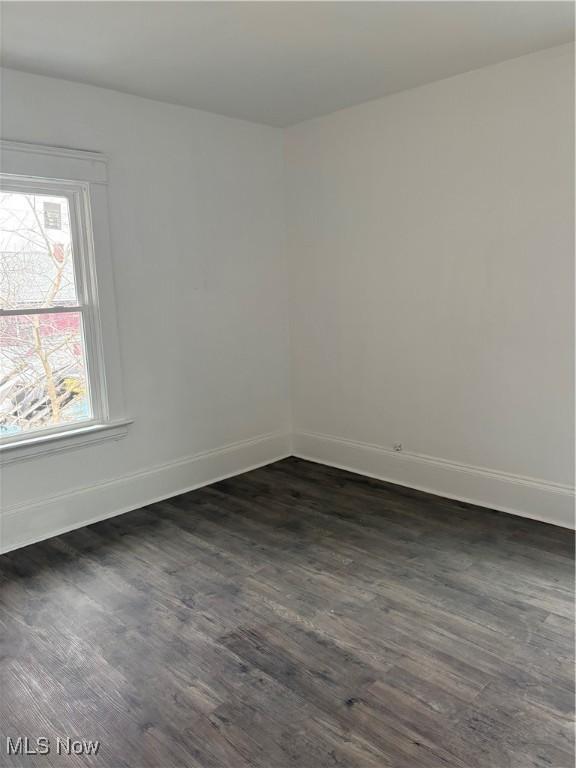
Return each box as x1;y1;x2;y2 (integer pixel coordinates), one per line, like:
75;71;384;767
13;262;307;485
0;140;131;463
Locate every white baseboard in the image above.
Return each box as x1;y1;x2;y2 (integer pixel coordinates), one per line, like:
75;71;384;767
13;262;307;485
293;431;575;529
0;432;291;554
2;428;572;554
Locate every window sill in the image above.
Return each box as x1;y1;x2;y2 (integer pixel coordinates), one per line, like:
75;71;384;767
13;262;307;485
0;419;133;465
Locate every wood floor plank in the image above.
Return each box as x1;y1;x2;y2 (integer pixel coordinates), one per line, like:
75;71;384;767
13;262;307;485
1;457;573;767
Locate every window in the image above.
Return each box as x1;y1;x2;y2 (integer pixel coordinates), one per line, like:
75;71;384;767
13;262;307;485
0;141;130;461
1;184;95;436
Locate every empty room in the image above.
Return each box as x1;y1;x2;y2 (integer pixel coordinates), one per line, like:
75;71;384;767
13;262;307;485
0;2;574;766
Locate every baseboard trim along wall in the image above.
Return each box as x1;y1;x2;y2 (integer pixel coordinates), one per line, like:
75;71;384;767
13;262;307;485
0;431;291;554
2;428;573;553
292;431;575;529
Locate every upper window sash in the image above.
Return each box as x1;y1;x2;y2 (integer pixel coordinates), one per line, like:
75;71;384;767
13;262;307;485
0;176;95;315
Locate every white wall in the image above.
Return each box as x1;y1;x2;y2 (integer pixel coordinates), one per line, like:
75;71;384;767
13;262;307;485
0;68;291;551
1;44;573;550
286;44;575;526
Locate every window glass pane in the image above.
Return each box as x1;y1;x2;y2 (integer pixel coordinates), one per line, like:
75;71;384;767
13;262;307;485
0;191;79;310
0;312;92;436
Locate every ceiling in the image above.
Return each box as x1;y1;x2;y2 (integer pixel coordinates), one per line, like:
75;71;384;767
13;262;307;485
1;2;573;127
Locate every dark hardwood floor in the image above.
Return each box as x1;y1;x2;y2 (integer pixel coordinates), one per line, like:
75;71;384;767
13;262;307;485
0;458;574;767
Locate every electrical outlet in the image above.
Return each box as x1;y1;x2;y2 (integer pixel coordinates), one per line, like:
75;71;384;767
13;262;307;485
393;442;403;452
